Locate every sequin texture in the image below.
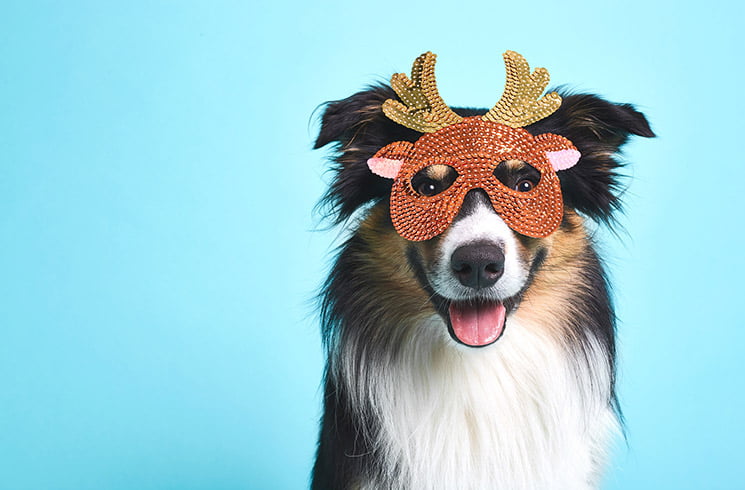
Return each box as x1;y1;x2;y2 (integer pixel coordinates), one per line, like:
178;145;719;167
374;117;577;240
372;50;580;241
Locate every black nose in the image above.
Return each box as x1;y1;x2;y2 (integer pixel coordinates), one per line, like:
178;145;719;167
451;242;505;289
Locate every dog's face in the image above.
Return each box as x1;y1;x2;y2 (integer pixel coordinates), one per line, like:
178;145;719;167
314;85;654;349
405;160;547;347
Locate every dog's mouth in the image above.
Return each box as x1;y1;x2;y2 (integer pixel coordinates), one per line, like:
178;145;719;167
428;294;522;348
406;245;540;348
448;300;507;347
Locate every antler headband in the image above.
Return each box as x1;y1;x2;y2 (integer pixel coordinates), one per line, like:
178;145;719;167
367;50;580;241
382;51;562;131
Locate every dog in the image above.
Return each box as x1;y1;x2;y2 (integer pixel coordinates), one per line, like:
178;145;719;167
311;51;653;490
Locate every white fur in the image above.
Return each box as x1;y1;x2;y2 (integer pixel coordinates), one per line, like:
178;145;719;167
346;315;618;490
337;201;618;489
429;202;528;301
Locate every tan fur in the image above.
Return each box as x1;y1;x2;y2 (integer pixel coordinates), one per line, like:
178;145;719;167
513;210;593;338
498;159;528;171
424;164;453;181
358;205;433;323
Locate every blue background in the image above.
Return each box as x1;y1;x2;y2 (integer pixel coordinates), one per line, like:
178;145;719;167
1;1;743;489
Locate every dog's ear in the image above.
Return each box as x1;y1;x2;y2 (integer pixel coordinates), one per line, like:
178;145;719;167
314;84;421;223
527;92;655;224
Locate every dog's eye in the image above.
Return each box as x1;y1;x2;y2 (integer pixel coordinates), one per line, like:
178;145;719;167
417;179;439;196
515;179;534;192
494;160;540;192
411;164;457;197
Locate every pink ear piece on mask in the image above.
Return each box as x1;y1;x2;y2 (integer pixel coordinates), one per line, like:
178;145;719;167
367;157;403;179
546;149;581;171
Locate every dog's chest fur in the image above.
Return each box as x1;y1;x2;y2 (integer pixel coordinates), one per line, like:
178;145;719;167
344;315;618;490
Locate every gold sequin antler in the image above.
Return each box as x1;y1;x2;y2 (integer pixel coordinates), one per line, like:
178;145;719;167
482;51;562;128
382;52;463;133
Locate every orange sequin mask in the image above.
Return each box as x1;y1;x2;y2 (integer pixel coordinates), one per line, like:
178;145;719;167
367;51;581;241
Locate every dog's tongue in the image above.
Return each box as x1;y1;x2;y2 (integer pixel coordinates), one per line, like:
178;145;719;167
448;301;506;346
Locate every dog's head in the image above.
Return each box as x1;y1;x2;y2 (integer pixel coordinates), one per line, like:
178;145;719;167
315;52;654;348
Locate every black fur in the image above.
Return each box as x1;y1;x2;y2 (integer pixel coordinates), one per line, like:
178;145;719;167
527;93;655;223
314;85;419;224
313;377;373;489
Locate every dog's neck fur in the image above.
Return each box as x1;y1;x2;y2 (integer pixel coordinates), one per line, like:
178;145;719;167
336;313;618;490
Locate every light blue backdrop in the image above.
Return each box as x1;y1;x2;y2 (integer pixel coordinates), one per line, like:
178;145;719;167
1;1;743;489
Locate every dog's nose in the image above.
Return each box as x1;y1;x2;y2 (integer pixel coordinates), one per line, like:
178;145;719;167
451;242;505;289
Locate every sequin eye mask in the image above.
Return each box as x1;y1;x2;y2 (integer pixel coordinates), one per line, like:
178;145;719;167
366;51;581;241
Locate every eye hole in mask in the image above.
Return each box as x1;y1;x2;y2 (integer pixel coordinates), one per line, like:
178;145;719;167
410;164;458;197
493;159;541;193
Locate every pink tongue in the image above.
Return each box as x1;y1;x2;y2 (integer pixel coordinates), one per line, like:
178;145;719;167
448;301;506;346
